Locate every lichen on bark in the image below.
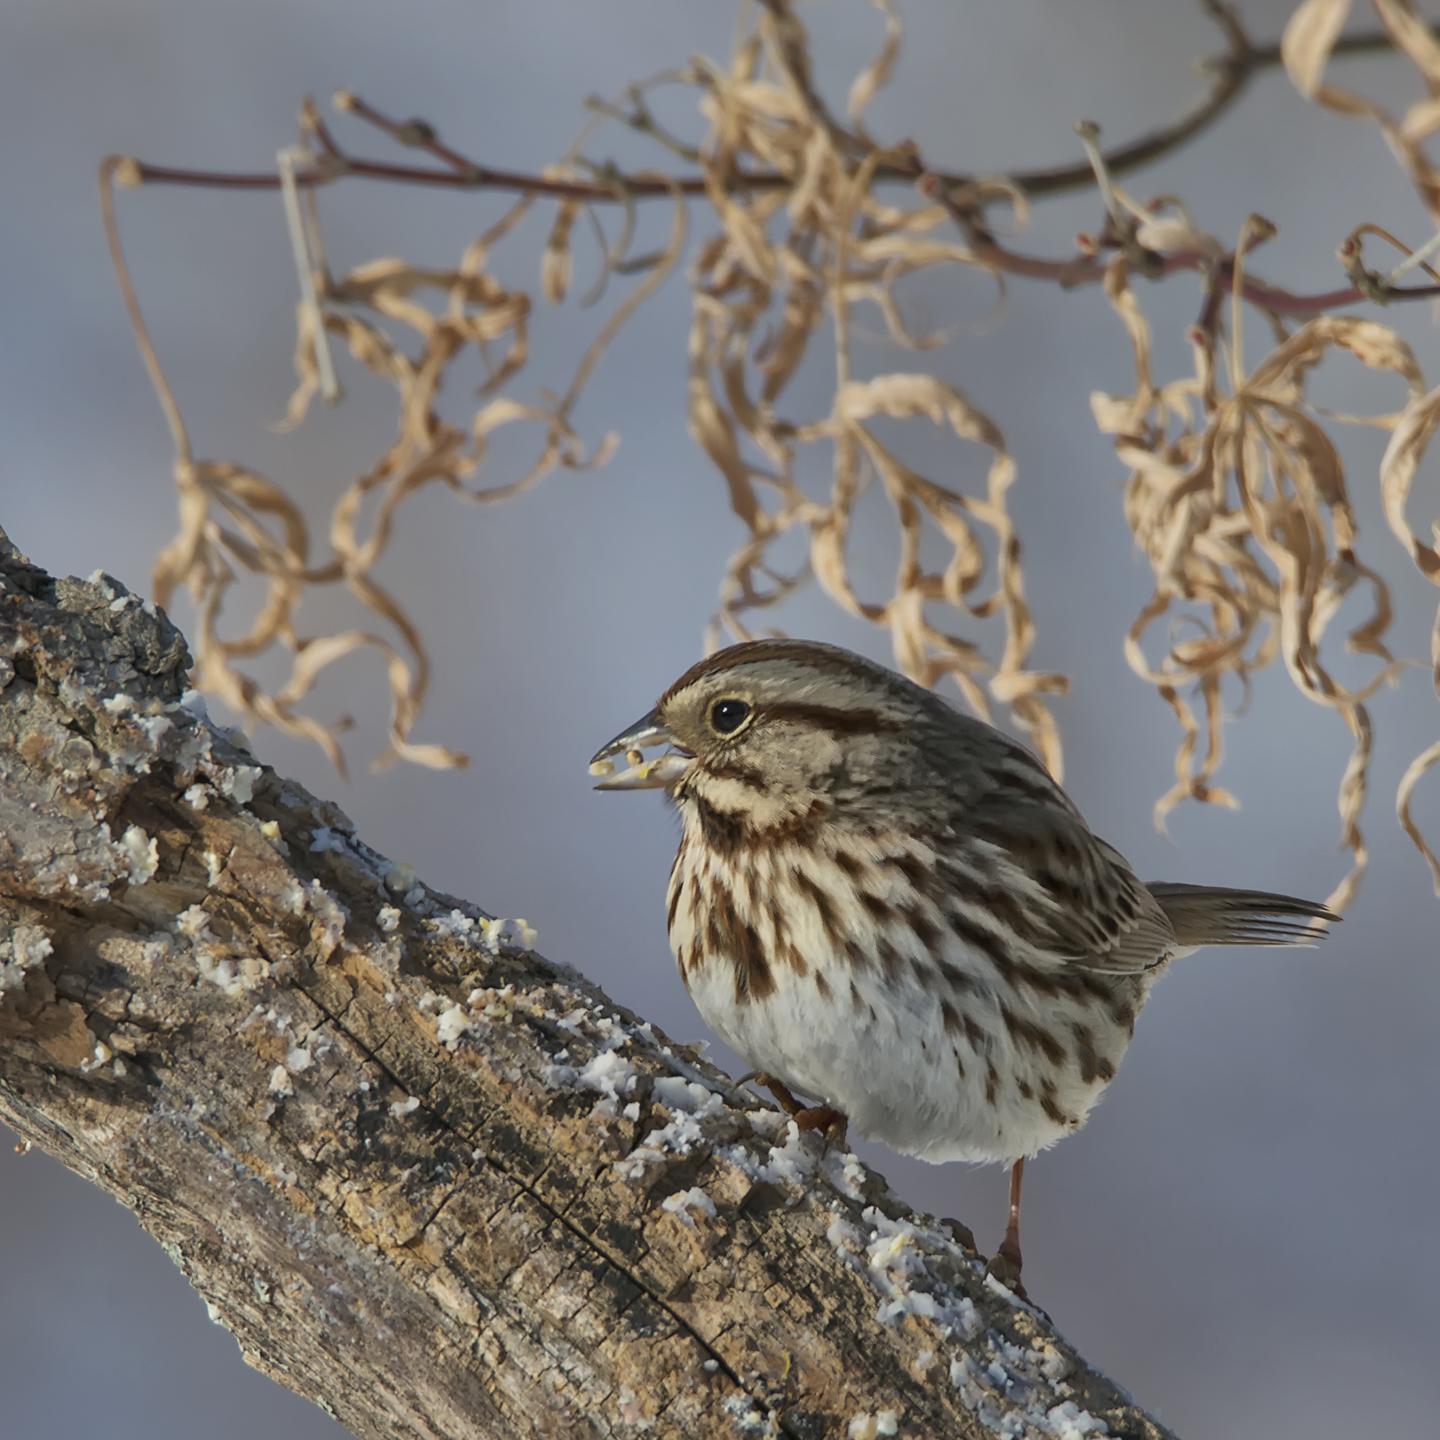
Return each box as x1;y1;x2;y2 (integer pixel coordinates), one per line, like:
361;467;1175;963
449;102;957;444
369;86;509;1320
0;526;1172;1440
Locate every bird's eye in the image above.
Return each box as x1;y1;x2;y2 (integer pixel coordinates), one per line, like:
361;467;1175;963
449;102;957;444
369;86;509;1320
709;698;751;735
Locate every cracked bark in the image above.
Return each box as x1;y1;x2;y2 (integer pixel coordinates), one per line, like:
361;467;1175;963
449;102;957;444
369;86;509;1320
0;527;1174;1440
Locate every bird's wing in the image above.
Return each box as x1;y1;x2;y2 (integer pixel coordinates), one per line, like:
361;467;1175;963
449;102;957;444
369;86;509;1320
940;732;1177;974
967;800;1178;973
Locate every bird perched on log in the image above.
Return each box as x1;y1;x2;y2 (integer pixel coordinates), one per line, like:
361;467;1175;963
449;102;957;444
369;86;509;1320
591;639;1335;1292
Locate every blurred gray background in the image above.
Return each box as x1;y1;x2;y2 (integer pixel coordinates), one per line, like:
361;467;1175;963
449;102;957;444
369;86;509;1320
3;1;1438;1436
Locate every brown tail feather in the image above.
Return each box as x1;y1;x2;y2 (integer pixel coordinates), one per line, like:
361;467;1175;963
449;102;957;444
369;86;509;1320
1145;883;1338;948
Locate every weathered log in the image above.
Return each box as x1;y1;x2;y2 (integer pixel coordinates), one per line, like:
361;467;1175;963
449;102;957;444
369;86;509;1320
0;527;1172;1440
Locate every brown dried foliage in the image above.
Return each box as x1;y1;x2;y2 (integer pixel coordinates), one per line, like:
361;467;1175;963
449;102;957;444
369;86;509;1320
101;0;1440;899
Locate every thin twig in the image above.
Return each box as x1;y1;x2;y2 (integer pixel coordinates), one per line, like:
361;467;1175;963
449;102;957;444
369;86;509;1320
924;173;1440;317
105;24;1427;208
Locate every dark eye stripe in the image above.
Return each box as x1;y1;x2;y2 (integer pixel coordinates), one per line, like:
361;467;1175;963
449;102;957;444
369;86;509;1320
763;703;901;737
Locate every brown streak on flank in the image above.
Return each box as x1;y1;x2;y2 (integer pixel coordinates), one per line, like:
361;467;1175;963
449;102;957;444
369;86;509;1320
860;891;895;925
848;977;865;1011
1112;997;1137;1035
1011;962;1061;999
1001;1006;1066;1066
1072;1023;1102;1085
666;875;685;933
985;1059;1000;1106
1040;1085;1074;1128
980;884;1039;948
706;888;775;1005
794;867;842;945
834;849;866;881
843;936;873;973
943;904;1016;979
769;903;807;978
935;956;977;994
814;969;831;1000
900;900;942;953
1017;1078;1034;1100
962;1015;985;1051
939;997;963;1035
875;935;903;982
887;850;931;891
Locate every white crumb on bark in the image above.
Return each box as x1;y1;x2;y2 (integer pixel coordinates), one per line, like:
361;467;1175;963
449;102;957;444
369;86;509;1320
481;916;536;952
1045;1402;1106;1438
389;1095;421;1118
79;1041;113;1073
847;1412;899;1439
119;824;159;884
2;924;53;992
137;714;173;746
434;1002;473;1052
660;1186;716;1226
220;764;261;804
377;906;401;933
177;905;212;940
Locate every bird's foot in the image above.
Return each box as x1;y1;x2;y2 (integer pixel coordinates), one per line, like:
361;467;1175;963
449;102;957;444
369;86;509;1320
737;1073;848;1150
793;1105;849;1150
738;1071;805;1117
986;1239;1029;1302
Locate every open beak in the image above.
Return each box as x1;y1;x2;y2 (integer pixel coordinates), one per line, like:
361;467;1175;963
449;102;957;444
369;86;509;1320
588;710;694;791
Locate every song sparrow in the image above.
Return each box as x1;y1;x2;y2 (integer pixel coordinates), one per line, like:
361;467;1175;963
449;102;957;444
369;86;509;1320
590;639;1334;1288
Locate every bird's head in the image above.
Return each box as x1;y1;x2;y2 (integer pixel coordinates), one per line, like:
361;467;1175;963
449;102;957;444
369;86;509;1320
589;640;950;826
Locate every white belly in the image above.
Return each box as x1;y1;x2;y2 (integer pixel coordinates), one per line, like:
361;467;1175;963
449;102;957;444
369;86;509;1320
669;831;1146;1164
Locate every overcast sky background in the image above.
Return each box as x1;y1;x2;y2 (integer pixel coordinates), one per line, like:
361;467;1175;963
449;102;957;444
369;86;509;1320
3;2;1439;1437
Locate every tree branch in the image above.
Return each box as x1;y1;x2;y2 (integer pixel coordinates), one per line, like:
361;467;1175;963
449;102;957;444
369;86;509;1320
0;527;1172;1438
102;25;1422;205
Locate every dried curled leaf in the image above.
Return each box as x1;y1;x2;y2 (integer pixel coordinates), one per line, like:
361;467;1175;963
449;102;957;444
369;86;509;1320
101;0;1440;913
1379;386;1440;888
1281;0;1354;99
1095;249;1433;908
683;5;1066;780
101;102;684;773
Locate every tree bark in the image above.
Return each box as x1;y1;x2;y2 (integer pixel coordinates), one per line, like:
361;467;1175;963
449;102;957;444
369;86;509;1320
0;527;1173;1440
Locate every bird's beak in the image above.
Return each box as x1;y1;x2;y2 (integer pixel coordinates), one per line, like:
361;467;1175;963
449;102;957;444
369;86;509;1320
588;710;694;791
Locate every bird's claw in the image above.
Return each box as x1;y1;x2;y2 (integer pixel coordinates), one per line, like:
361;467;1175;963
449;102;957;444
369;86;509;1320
793;1105;849;1151
985;1243;1030;1303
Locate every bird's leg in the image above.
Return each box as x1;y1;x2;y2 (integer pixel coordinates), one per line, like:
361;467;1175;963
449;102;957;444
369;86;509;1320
986;1158;1028;1297
738;1072;848;1149
737;1070;805;1115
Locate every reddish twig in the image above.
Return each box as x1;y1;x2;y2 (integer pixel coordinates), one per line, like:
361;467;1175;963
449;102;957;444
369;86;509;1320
926;176;1440;317
103;24;1424;208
